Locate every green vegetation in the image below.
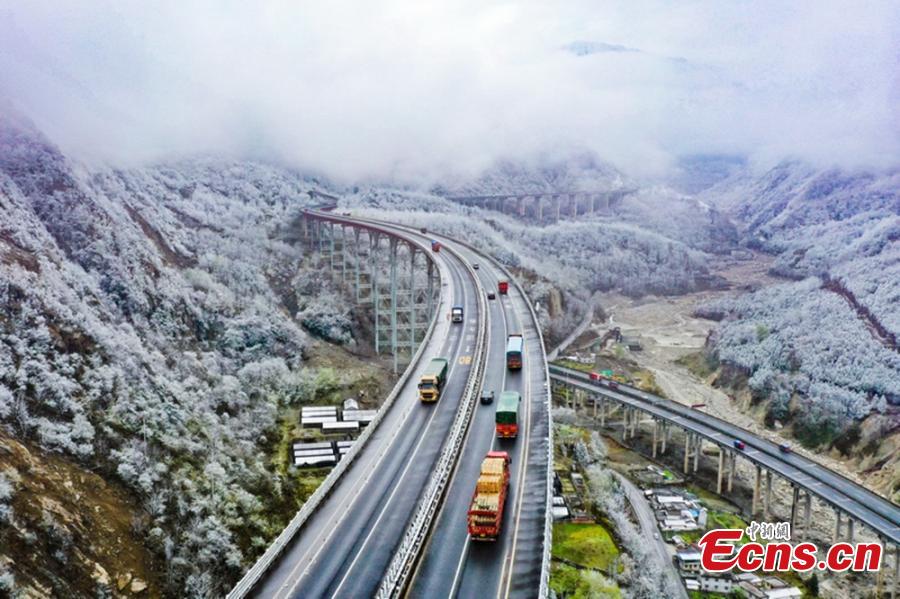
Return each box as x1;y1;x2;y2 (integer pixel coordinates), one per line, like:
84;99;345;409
675;351;720;380
631;368;666;396
556;424;591;445
707;510;747;531
550;563;620;599
553;359;594;373
552;523;620;571
679;508;747;545
793;417;844;450
685;485;737;511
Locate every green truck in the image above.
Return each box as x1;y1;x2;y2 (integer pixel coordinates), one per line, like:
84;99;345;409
495;391;521;438
418;357;449;402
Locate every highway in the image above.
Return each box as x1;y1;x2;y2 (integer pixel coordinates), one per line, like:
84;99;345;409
551;365;900;547
408;237;550;599
251;219;482;598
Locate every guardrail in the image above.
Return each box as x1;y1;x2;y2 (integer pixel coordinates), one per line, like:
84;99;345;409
376;241;489;598
485;251;554;599
549;363;900;546
378;222;554;598
227;213;445;598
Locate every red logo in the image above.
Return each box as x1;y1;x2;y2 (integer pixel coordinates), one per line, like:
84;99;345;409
698;529;882;573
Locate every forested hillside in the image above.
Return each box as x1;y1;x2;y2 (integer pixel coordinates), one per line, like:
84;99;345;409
0;112;358;596
698;164;900;488
346;166;735;344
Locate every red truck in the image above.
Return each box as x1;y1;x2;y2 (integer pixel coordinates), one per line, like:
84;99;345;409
498;280;509;294
468;451;511;540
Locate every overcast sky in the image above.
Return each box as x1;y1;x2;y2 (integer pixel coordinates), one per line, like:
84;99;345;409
1;1;898;182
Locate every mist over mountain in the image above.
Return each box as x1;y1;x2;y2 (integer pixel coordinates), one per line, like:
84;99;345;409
1;1;899;182
0;2;899;596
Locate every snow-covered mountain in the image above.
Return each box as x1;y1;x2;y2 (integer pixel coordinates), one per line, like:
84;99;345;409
0;111;359;596
705;163;900;336
698;163;900;484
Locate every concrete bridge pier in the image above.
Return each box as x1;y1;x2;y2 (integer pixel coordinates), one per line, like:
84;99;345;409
328;222;337;274
717;448;725;494
834;510;843;543
407;248;418;354
752;465;761;515
693;436;701;473
727;451;735;493
353;228;363;303
426;258;435;323
312;219;324;265
345;227;358;287
802;491;812;539
683;433;692;474
764;470;773;520
369;232;382;353
790;485;800;532
388;238;398;373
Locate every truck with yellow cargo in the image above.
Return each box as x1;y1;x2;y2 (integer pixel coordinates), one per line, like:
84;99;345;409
467;451;511;540
418;357;449;402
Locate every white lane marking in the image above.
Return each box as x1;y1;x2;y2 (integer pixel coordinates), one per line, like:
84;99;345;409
274;259;459;599
499;295;534;599
330;354;466;598
328;244;477;599
447;265;510;597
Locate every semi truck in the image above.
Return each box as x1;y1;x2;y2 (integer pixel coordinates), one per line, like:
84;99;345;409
506;334;524;370
467;451;511;540
418;357;449;402
495;391;521;438
451;306;464;323
498;280;509;294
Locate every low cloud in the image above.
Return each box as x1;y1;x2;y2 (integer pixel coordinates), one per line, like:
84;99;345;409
1;0;898;183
